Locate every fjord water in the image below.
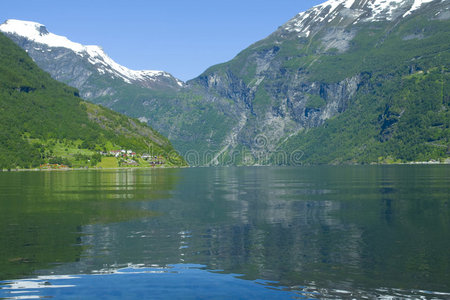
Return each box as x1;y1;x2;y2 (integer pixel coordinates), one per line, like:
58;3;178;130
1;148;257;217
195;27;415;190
0;166;449;299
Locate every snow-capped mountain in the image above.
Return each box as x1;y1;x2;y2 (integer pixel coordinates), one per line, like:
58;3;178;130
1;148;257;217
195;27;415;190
0;19;183;98
282;0;441;37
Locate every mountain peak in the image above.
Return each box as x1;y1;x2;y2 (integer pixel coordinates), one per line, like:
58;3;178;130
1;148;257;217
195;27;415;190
0;19;184;87
0;19;88;53
282;0;438;37
1;19;49;37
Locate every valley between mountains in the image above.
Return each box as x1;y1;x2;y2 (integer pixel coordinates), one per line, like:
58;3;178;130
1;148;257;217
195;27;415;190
1;0;449;167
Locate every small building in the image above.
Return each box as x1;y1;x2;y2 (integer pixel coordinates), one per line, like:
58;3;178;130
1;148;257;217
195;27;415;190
110;150;121;157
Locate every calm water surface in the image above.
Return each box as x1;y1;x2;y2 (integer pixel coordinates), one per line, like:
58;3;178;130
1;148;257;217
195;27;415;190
0;166;449;299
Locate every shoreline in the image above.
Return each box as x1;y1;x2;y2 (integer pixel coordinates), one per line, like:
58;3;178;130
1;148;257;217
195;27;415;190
1;160;449;172
1;166;188;172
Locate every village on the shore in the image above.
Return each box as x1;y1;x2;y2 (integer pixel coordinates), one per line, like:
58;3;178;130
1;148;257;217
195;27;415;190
38;149;166;170
100;149;165;166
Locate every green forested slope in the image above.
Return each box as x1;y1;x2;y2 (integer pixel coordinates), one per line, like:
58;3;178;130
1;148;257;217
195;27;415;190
0;33;185;169
192;3;450;165
280;68;449;164
278;15;450;164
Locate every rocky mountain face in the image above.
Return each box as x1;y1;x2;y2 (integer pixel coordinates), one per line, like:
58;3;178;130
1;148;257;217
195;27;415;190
188;0;449;164
0;20;183;100
2;0;449;165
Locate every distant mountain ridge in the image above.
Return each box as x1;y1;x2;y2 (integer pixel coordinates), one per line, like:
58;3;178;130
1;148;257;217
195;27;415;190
2;0;449;165
0;19;183;99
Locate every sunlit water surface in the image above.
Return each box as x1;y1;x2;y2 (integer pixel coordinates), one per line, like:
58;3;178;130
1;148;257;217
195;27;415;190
0;166;449;299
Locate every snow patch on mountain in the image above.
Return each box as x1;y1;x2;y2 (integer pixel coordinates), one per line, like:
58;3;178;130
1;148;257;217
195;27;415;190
365;0;405;21
0;19;184;87
283;0;366;36
403;0;435;16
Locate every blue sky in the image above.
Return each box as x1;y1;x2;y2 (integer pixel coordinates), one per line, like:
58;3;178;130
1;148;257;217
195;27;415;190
1;0;323;81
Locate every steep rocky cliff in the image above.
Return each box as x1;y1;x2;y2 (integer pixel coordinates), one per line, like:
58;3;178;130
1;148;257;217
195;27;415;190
188;0;449;164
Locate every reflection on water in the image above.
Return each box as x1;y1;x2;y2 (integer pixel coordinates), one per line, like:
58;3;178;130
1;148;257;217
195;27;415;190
0;169;178;280
0;166;449;298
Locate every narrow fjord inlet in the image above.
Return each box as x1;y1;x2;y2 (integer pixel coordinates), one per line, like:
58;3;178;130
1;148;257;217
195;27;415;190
0;166;449;299
0;0;449;299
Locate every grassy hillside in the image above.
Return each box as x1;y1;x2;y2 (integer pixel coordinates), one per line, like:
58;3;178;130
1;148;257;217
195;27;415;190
92;84;237;164
0;33;186;169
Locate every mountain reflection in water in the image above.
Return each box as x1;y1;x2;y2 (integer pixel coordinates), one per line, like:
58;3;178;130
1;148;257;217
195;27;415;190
0;166;449;299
